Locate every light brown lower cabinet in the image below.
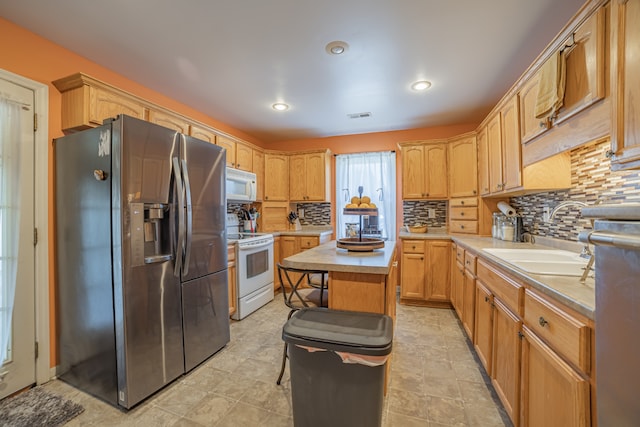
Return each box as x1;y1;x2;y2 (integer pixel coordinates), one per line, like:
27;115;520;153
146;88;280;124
458;252;593;427
520;326;590;427
400;239;451;307
474;282;493;374
461;268;476;340
491;298;522;425
227;244;237;317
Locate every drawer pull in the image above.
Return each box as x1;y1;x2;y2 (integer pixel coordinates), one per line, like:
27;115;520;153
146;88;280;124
538;316;549;327
460;212;465;216
460;201;465;205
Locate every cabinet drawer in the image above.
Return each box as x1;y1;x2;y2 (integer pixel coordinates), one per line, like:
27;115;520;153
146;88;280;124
450;206;478;220
477;259;523;316
402;240;426;254
464;251;477;275
300;236;320;249
456;245;465;264
450;220;478;234
450;197;478;207
524;289;590;373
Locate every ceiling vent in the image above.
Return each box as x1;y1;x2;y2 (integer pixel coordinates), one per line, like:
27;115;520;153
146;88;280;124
347;112;372;119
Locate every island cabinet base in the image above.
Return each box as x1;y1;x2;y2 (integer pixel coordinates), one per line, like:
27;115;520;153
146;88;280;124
327;267;397;395
329;272;386;314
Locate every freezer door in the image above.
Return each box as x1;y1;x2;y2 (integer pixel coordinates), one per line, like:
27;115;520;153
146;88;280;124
182;270;231;371
180;135;227;281
54;126;118;406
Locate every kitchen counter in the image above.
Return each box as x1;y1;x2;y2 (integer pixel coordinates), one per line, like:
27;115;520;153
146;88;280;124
399;232;595;319
271;227;333;238
282;240;396;274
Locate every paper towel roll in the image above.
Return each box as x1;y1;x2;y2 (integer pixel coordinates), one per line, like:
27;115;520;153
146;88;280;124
497;201;516;217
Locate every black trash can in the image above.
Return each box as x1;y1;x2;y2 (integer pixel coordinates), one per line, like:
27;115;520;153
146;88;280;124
282;307;393;427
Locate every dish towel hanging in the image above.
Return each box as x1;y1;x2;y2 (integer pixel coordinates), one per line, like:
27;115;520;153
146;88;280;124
535;50;567;120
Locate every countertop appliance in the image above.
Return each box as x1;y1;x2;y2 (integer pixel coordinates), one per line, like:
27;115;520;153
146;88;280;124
226;167;257;202
227;214;274;319
54;115;230;409
580;203;640;425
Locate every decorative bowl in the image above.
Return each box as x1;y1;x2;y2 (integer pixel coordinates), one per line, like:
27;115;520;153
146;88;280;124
408;225;428;233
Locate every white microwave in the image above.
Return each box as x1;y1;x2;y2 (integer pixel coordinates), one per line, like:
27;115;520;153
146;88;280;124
226;167;257;202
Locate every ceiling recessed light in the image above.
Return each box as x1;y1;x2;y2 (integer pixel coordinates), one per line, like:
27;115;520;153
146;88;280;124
326;41;349;55
411;80;432;91
272;103;289;111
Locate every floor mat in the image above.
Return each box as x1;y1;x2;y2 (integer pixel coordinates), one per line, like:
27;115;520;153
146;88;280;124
0;387;84;427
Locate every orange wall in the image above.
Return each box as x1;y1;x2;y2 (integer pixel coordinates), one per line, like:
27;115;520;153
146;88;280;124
1;17;478;368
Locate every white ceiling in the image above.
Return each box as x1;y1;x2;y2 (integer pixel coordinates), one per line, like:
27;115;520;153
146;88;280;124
1;0;585;143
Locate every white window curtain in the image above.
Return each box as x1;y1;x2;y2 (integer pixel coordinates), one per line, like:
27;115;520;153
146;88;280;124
336;151;396;241
0;97;22;364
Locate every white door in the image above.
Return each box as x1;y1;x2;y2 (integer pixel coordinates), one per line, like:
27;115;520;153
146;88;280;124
0;77;36;399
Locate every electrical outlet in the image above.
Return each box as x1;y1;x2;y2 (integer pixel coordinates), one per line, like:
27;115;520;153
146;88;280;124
542;206;550;222
298;208;305;219
428;208;436;218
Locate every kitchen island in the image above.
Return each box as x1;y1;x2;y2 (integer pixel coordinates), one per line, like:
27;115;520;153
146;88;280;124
281;240;397;322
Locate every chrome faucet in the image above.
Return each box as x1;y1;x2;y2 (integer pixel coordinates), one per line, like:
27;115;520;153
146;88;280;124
548;200;594;282
548;200;589;221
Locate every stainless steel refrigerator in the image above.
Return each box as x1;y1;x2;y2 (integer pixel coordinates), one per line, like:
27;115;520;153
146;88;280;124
55;114;230;409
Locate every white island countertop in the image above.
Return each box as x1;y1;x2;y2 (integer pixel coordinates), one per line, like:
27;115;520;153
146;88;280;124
282;240;396;275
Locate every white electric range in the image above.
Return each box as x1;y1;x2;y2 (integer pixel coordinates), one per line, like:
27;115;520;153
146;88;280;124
227;214;274;320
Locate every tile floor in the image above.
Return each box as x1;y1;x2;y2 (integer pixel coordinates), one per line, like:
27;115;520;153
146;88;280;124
44;298;511;426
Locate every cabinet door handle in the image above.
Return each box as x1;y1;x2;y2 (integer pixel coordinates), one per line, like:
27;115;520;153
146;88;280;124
484;296;490;303
538;316;549;327
473;190;477;194
539;121;547;128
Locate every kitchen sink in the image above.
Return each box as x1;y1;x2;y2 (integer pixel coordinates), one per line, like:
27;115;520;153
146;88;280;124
482;248;589;276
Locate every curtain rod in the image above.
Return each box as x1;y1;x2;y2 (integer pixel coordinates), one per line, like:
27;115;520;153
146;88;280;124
334;150;395;156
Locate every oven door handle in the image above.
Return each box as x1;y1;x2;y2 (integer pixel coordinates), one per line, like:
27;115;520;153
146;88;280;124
238;240;273;251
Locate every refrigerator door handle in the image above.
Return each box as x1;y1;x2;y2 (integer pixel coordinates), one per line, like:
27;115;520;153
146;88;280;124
181;155;193;276
172;156;185;277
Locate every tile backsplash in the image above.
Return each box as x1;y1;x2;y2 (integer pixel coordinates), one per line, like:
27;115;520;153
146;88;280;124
510;138;640;241
403;200;448;228
295;203;331;226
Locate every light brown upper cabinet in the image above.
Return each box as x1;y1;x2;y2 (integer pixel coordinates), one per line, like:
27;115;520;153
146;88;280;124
487;97;524;194
148;109;190;134
264;153;289;201
52;73;148;131
501;97;522;192
449;133;478;198
487;113;503;194
519;7;606;147
189;124;217;144
555;6;606;126
400;141;448;200
252;149;265;201
519;71;550;144
289;150;331;202
217;136;253;172
478;126;490;196
610;0;640;170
